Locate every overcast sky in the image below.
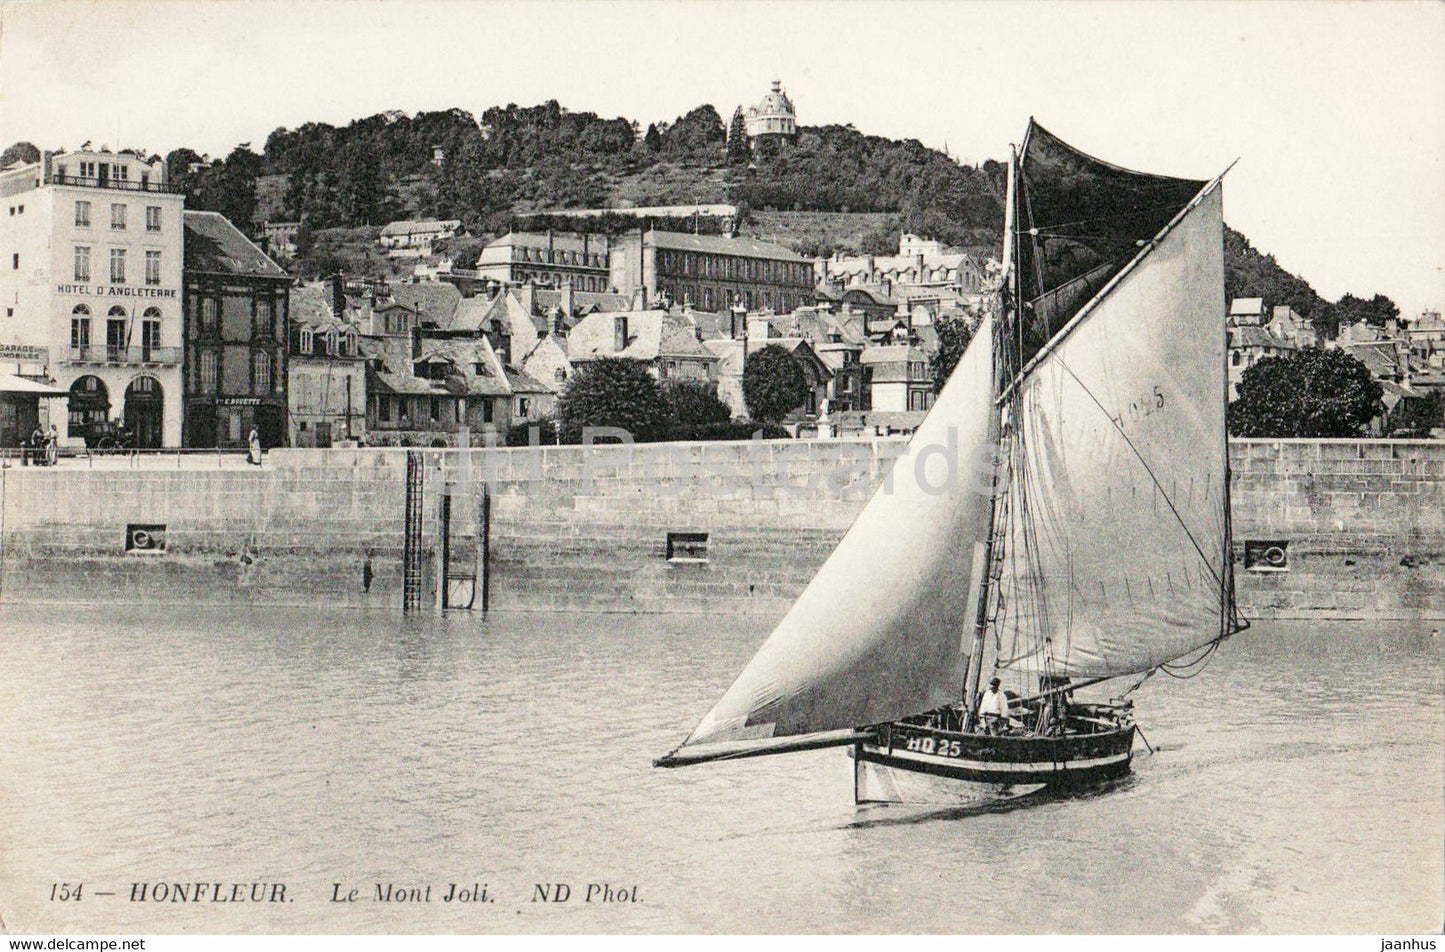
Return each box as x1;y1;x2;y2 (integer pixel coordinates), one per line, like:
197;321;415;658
2;0;1440;316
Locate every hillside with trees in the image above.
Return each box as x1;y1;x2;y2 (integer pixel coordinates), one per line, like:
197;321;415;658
3;101;1399;316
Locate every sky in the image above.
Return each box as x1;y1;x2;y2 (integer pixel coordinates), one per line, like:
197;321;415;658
2;0;1441;317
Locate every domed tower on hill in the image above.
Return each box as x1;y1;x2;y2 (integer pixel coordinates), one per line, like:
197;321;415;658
744;80;798;153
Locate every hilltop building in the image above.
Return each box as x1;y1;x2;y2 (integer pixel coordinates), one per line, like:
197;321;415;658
0;146;185;447
745;80;798;151
379;219;462;258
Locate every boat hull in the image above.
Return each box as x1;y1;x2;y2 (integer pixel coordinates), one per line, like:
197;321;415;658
854;721;1135;801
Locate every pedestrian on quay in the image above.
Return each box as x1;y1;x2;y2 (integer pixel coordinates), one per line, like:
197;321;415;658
27;423;44;466
247;427;262;466
46;424;58;466
363;550;374;593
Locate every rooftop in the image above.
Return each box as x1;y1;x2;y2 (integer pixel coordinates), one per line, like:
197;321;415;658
183;211;289;278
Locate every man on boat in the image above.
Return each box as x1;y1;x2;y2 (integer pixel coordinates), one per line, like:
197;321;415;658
978;677;1012;734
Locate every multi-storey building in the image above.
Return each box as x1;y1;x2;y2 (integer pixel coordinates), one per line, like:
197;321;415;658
287;281;365;447
609;230;813;314
181;211;291;449
0;147;186;446
473;231;610;291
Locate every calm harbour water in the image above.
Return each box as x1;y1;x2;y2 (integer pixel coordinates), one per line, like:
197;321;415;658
0;605;1440;934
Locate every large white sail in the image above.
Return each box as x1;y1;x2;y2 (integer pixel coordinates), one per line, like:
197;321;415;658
678;315;1000;750
994;185;1229;678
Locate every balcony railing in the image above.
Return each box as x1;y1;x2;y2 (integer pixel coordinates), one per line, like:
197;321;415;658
45;174;184;195
68;345;181;366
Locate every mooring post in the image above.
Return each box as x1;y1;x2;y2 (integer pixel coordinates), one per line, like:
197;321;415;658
479;482;490;613
437;487;452;612
403;450;424;612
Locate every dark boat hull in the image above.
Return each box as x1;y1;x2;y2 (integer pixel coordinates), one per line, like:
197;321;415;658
854;721;1136;798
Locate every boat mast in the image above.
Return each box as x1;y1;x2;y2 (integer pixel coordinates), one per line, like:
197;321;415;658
962;144;1018;732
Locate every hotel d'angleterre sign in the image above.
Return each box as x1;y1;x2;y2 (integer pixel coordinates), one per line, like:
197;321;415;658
55;283;178;299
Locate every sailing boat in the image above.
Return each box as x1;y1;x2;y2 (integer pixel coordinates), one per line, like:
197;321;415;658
656;121;1247;801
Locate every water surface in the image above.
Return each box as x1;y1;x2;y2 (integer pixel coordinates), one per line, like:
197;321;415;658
0;607;1439;933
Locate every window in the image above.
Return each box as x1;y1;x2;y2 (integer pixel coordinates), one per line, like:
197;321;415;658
253;351;271;394
79;161;96;180
145;206;161;232
114;164;129;182
200;298;217;334
110;248;126;283
71;306;92;350
257;299;272;335
145;250;161;286
142;309;161;360
554;367;566;382
379;396;392;423
111;203;127;230
518;397;531;416
74;246;91;282
299;328;313;354
199;351;218;393
75;201;91;227
107;315;127;359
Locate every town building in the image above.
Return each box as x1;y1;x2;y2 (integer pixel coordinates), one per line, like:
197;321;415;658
378;219;463;258
181;210;291;449
816;235;989;301
703;332;831;422
609;230;814;314
473;231;610;291
258;220;301;261
541;204;739;235
744;80;798;150
566;310;721;389
287;282;365;447
860;343;934;412
0;147;186;447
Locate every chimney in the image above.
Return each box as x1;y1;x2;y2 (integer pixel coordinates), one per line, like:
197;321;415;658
1386;317;1399;339
410;324;421;361
553;310;566;338
518;283;534;317
330;273;345;319
560;280;573;319
915;253;925;282
614;315;629;352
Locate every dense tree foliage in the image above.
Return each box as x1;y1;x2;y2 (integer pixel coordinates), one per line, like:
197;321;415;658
1334;292;1400;329
664;381;734;426
1387;390;1444;439
557;358;671;443
1228;349;1382;438
1224;226;1335;337
727;107;750;165
1;141;41;167
743;345;808;422
930;313;976;394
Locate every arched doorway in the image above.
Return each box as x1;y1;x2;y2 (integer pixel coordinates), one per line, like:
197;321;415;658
124;375;163;448
68;375;110;446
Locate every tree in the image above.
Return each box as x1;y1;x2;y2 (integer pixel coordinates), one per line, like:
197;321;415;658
931;313;975;394
0;141;41;167
1228;349;1383;438
664;381;733;426
1387;390;1444;438
557;358;671;443
643;123;663;153
743;344;807;422
726;107;750;165
1335;292;1400;329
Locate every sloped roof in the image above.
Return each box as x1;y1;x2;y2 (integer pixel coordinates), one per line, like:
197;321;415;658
566;310;718;363
394;283;461;327
646;231;804;263
1232;326;1298;349
183;211;288;278
289;285;334;328
380;219;461;237
1229;297;1265;316
1337;341;1401;378
360;334;511;396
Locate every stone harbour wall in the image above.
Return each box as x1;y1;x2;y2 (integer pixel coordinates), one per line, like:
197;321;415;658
0;438;1441;620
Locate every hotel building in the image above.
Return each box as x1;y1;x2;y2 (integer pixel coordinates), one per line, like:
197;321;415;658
0;148;186;447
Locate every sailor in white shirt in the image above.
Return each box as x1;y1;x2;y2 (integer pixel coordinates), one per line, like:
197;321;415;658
978;676;1012;734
